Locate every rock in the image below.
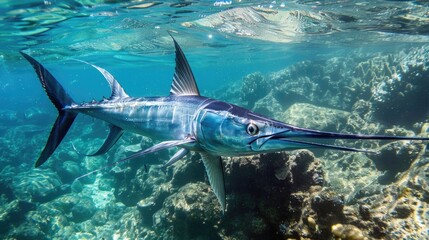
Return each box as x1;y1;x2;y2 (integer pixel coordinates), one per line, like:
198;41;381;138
307;216;318;230
11;222;46;240
57;160;82;183
22;203;69;238
116;208;145;239
280;150;324;190
311;190;345;226
372;140;422;184
240;72;269;109
371;60;429;125
270;56;360;111
71;180;83;193
225;152;313;193
153;182;222;240
66;232;96;240
392;200;413;219
0;200;35;234
137;197;156;223
358;205;371;220
283;103;350;132
97;176;115;191
323;151;384;204
51;194;80;213
91;210;108;226
113;207;161;239
331;223;365;240
71;197;96;223
0;165;16;200
226;213;269;237
12;168;66;203
222;151;326;239
341;112;381;142
252;91;284;119
351;100;372;118
118;165;169;206
113;136;171;206
137;183;171;225
171;153;205;188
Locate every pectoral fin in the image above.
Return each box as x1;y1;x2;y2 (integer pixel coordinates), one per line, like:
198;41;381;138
162;148;189;168
201;153;226;213
122;139;195;162
75;138;195;180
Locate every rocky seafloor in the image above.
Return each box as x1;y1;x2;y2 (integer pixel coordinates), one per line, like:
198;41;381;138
1;45;428;240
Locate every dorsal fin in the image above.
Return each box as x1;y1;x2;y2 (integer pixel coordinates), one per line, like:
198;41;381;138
169;33;200;96
76;60;129;100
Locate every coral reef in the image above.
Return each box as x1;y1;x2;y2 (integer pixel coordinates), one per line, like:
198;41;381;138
154;182;222;240
282;103;350;132
200;44;429;239
0;200;35;235
11;169;66;203
1;44;428;240
331;223;365;240
240;72;269;109
368;47;429;125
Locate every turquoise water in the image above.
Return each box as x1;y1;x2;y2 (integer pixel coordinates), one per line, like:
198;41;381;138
1;0;429;239
2;1;428;106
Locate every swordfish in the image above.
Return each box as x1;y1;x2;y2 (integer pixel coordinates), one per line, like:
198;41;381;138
22;35;429;212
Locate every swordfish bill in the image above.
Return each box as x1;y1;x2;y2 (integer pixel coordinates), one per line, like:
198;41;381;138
22;35;429;213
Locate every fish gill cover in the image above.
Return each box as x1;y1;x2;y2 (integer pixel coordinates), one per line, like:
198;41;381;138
0;0;429;239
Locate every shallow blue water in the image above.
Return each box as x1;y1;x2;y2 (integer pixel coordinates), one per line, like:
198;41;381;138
1;0;427;112
1;0;429;239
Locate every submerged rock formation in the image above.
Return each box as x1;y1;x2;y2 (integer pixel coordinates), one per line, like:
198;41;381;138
1;44;428;240
283;103;350;132
210;44;429;239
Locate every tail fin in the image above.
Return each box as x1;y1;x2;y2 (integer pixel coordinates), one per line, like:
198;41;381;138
21;52;78;167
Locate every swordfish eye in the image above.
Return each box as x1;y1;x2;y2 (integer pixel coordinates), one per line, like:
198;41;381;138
246;123;259;136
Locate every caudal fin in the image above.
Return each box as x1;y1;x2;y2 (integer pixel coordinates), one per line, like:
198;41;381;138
21;52;78;167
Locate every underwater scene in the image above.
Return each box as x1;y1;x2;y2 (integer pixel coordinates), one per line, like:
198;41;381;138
1;0;429;239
